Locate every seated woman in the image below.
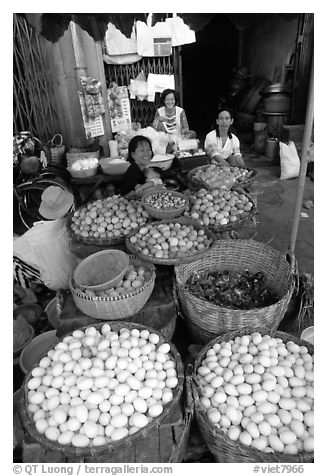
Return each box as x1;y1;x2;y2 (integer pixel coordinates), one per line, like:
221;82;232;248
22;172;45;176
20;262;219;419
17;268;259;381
152;89;196;142
120;135;163;198
204;108;245;167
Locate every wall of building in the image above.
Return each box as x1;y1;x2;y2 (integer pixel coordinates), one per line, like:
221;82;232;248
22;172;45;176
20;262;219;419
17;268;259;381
243;13;299;81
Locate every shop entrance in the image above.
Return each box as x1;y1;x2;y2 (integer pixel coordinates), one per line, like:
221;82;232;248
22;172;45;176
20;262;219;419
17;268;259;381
181;14;238;142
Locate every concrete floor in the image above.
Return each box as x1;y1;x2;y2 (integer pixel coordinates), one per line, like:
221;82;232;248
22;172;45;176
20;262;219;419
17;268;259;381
243;150;314;276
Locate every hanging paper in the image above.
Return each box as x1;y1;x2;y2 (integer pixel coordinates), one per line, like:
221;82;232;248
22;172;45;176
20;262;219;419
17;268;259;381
107;83;132;133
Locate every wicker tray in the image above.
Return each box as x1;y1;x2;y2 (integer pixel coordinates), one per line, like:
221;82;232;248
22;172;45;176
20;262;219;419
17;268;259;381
70;256;156;320
175;240;295;344
187;164;257;191
20;321;185;460
141;189;189;220
125;217;217;266
184;188;257;234
192;327;314;463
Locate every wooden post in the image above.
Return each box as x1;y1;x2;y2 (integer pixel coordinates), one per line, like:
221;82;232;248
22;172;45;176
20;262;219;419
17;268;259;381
288;58;314;258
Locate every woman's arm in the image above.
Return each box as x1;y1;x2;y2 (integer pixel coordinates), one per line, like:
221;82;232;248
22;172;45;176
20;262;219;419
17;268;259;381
152;109;166;131
180;109;190;134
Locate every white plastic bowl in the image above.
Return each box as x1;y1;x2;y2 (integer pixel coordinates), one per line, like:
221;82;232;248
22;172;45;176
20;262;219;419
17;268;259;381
99;157;130;175
300;326;314;345
150;154;175;171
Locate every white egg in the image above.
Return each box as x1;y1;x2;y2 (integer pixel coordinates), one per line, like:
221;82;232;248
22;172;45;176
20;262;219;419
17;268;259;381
133;397;147;414
83;420;99;439
44;426;60;442
39;356;51;368
67;417;81;432
279;398;296;411
228;425;241;441
268;434;284;453
137;386;152;400
57;431;74;445
88;409;100;423
111;427;129;441
53;408;67;425
251;412;264;425
93;436;107;446
246;421;260;439
162;390;173;405
75;404;89;423
207;408;221;424
303;436;314;452
109;394;124;406
303;410;314;428
130;412;149;429
109;405;122;417
35;418;48;434
239;431;252;446
148;403;163;418
27;377;41;391
71;434;90;447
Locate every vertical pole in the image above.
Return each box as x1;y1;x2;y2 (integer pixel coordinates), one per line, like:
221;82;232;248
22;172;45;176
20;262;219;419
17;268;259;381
178;46;183;107
288;58;314;257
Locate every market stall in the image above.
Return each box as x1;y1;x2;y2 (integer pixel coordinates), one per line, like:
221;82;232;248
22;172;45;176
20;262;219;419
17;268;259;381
13;13;314;465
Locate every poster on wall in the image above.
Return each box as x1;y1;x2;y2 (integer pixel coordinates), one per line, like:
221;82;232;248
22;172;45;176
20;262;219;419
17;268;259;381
107;83;132;133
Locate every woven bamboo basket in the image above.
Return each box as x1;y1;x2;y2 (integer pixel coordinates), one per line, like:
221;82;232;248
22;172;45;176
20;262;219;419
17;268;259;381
187;164;257;191
184;188;257;234
69;256;156;320
20;321;185;461
49;134;65;166
175;240;295;344
125;217;217;266
192;327;314;463
66;209;147;248
141;189;189;220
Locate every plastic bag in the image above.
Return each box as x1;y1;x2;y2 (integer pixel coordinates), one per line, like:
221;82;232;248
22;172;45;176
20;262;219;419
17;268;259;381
13;218;78;290
280;141;300;180
138;126;169;155
128;71;148;101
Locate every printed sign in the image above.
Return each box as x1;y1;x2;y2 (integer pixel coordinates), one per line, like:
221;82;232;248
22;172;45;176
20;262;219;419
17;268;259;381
108;84;132;133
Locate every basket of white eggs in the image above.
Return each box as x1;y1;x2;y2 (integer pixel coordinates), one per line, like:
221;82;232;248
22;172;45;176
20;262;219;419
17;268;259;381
20;321;184;460
191;327;314;463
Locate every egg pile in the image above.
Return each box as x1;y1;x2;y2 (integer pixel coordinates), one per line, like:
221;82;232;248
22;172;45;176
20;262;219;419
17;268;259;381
192;164;254;186
75;264;151;299
26;325;179;448
184;188;254;227
196;332;314;455
128;222;213;260
70;196;149;240
143;191;187;211
70;158;98;171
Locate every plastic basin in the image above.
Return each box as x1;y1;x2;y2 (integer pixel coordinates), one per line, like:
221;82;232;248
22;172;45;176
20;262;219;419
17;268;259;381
300;326;314;345
19;330;58;374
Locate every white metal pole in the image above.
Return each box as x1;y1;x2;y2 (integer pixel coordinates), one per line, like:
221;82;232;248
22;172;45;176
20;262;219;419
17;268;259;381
288;58;314;258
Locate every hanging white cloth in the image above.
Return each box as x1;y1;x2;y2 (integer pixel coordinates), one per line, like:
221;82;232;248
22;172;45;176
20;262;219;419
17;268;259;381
146;74;175;102
105;22;138;56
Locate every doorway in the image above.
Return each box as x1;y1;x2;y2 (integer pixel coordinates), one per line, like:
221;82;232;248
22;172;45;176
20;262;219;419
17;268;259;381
181;14;238;142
